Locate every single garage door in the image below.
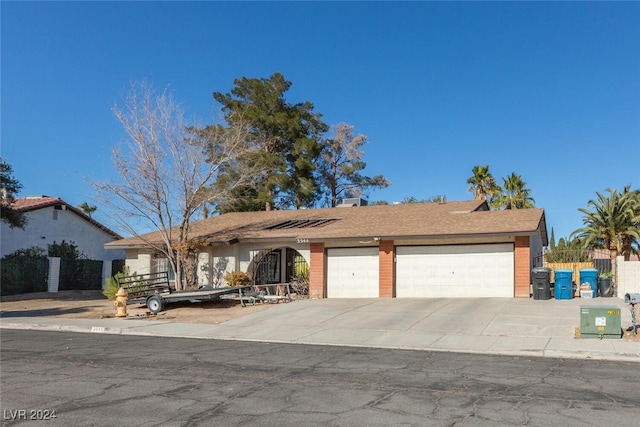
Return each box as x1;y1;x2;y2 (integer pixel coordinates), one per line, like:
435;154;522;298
396;243;514;298
327;247;379;298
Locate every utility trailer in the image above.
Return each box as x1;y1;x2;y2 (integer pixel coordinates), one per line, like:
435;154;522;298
116;271;252;314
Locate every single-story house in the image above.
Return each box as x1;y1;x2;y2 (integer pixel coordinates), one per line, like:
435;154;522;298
105;199;548;299
2;196;124;262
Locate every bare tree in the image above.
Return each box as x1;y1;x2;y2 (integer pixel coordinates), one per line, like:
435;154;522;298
319;123;390;207
93;82;259;290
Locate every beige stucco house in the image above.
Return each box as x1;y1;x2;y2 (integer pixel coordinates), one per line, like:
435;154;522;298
105;200;547;299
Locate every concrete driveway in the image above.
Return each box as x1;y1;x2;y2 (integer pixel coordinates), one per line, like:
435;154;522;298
194;296;639;361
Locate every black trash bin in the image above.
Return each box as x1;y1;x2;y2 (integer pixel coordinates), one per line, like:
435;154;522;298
598;276;613;297
532;267;551;300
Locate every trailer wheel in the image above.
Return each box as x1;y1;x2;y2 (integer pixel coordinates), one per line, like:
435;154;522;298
147;295;164;314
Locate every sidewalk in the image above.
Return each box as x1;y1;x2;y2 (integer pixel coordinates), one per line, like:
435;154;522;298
1;297;638;362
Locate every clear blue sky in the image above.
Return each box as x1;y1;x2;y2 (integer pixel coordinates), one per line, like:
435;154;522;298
2;1;638;241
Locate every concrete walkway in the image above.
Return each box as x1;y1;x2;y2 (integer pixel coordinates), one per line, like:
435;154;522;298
1;297;638;362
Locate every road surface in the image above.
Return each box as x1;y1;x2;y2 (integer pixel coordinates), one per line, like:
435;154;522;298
1;330;639;426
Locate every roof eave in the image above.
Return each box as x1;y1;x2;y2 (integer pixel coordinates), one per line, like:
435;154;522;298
230;229;540;245
382;230;539;241
104;243;151;250
538;211;549;246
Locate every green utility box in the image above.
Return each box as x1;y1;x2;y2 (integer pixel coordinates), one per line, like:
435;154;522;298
580;305;622;339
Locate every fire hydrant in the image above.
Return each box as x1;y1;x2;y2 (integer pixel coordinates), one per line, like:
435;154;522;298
114;287;128;318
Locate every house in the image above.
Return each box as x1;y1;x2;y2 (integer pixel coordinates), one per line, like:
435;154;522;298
105;199;548;299
1;196;124;263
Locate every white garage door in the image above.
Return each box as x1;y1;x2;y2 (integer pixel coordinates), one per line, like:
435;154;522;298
327;247;379;298
396;244;514;298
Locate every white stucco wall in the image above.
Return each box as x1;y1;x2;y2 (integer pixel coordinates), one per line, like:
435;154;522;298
123;250;151;275
205;245;239;287
616;256;640;297
197;251;211;287
1;206;124;261
123;241;311;287
236;242;311;281
201;242;310;287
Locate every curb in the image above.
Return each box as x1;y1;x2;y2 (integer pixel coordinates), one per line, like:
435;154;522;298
2;321;638;363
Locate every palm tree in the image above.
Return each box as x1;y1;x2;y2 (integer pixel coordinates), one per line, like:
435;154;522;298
77;202;97;218
622;188;640;259
490;172;535;210
466;165;498;202
571;185;640;260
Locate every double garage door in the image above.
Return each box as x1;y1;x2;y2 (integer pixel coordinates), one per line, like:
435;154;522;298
327;244;514;298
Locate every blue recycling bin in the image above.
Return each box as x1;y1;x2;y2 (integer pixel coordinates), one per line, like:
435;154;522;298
579;268;599;297
554;269;574;300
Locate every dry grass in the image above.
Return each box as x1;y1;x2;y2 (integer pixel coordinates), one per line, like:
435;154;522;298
0;290;276;324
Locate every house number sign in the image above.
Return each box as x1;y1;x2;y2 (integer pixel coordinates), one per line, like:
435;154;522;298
296;238;309;244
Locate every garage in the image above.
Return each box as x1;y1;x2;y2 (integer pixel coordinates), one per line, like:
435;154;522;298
327;247;379;298
396;244;514;298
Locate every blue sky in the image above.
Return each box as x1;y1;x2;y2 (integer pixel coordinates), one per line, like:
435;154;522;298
2;1;639;241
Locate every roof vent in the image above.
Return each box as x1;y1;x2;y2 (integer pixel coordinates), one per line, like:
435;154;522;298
339;197;368;207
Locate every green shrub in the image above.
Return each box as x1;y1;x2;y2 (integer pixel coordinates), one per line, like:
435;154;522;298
102;267;131;300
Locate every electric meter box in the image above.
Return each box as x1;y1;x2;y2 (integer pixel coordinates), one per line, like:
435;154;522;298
579;305;622;339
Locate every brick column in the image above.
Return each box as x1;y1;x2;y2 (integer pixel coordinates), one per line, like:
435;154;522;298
309;243;325;299
379;240;394;298
514;236;530;298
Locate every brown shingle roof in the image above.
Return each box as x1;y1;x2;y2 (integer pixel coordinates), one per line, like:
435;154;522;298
106;200;547;248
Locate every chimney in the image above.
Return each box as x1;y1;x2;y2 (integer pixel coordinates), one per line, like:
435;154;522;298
338;197;368;207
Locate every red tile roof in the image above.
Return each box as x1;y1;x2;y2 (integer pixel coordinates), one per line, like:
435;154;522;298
11;196;65;212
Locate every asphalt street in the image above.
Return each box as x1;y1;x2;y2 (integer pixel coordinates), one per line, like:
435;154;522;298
1;330;639;426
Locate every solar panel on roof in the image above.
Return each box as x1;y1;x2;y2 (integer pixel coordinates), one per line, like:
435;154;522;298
264;218;339;230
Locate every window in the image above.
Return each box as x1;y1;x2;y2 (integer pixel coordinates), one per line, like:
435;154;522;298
255;251;280;285
152;257;176;281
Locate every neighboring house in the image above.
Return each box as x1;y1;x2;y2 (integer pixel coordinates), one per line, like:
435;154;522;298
1;196;124;263
106;199;548;299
